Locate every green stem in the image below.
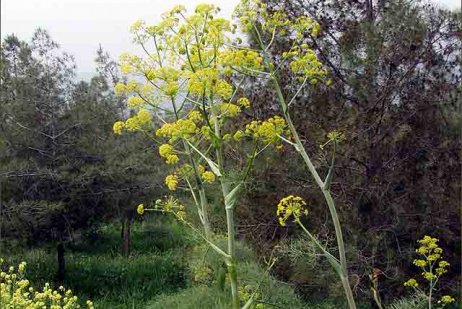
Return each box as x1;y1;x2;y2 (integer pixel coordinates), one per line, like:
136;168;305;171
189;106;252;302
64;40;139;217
255;24;356;306
212;108;239;309
281;87;357;309
171;95;211;239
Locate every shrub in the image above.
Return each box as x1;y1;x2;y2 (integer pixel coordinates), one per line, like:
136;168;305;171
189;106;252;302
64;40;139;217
0;258;93;308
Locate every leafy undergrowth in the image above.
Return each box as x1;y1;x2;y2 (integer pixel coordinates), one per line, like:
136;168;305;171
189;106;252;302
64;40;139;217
1;216;382;308
1;216;189;308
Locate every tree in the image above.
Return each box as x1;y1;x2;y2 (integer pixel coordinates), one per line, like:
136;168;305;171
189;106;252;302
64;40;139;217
246;0;461;302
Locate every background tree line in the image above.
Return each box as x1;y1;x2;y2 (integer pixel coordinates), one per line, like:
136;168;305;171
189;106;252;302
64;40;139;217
0;30;165;280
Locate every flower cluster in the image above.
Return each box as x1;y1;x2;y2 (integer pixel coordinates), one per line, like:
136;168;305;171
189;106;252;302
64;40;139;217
137;204;145;215
201;171;216;184
237;97;251;108
165;174;179;191
113;109;152;134
276;195;308;226
156;119;199;143
245;116;288;145
158;144;179;165
187;68;233;99
0;259;93;308
218;103;241;118
219;50;263;73
155;197;186;220
404;235;454;305
286;47;327;82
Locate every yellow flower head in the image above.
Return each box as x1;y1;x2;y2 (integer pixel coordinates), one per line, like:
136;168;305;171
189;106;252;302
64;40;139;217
245;115;287;145
113;121;125;135
327;130;345;143
165;174;179;191
276;195;308;226
188;110;203;123
201;171;216;183
114;83;127;96
439;295;455;304
237;97;251;108
127;96;145;108
403;278;418;287
137;204;145;215
219;103;241;117
233;130;245;141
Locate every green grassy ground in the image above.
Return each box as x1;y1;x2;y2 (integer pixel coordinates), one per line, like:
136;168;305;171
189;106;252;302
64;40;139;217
1;215;429;308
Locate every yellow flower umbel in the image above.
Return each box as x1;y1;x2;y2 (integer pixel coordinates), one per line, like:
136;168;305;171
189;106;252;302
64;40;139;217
113;121;125;135
201;171;216;184
156;196;186;221
158;144;179;165
404;235;454;307
165;174;179;191
245;115;289;146
137;204;145;215
276;195;308;226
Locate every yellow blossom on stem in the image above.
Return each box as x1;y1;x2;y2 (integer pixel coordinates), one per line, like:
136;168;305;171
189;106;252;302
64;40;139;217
165;174;179;191
403;278;418;287
137;204;145;215
276;195;308;226
113;121;125;135
127;96;145;108
201;171;216;183
237;97;251;108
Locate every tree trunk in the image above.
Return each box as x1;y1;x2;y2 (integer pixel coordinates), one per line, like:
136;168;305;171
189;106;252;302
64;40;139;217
57;242;65;281
120;218;125;239
122;217;131;257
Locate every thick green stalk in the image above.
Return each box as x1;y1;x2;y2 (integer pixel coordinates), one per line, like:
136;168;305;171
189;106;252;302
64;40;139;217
213;112;239;309
252;22;355;306
272;76;357;309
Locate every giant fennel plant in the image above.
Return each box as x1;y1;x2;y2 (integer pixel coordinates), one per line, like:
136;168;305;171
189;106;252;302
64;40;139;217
113;1;359;308
112;4;288;308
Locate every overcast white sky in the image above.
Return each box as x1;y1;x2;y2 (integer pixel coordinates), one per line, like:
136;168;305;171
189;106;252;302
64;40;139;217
1;0;460;79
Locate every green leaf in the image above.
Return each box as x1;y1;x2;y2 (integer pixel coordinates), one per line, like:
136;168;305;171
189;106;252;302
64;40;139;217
225;183;242;209
186;140;222;177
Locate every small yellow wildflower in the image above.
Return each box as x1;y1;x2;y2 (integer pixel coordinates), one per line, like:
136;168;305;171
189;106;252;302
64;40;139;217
188;110;203;123
276;195;308;226
233;130;245;141
219;103;241;117
127;96;145;108
327;130;345;143
137;109;152;124
245;115;288;145
413;259;426;267
165;174;179;191
197;164;205;174
113;121;125;135
403;278;419;287
137;204;145;215
439;295;455;304
114;83;127;96
159;144;174;157
201;171;216;183
237;97;251;108
222;134;232;142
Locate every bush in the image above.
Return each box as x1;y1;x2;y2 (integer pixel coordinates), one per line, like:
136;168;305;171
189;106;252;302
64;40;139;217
0;259;93;308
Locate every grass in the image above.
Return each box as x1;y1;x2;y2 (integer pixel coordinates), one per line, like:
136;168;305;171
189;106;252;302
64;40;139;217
1;215;190;308
1;214;384;308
